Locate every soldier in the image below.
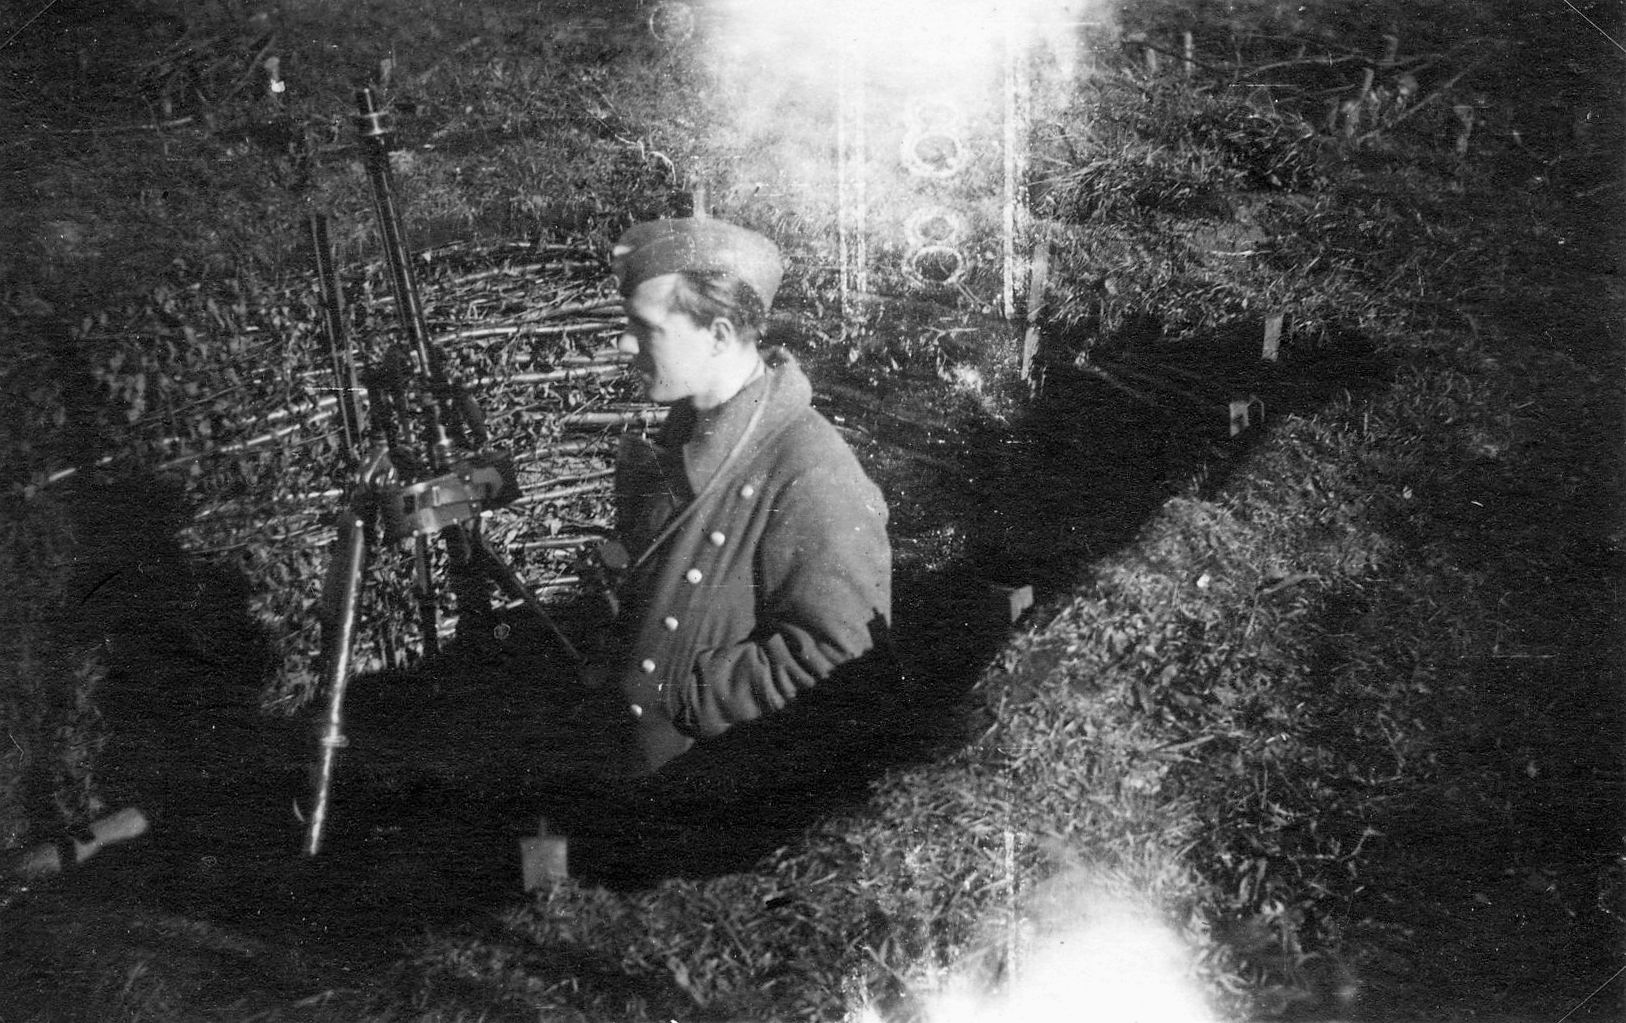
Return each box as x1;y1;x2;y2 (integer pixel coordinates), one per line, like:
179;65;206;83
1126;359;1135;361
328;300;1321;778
589;216;897;779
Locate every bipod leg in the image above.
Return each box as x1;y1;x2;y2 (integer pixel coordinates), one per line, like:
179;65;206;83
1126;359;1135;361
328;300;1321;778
306;506;369;856
445;522;497;643
471;533;583;667
412;533;440;657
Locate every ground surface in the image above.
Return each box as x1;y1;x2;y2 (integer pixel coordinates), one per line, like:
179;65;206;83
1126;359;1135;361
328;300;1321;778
2;2;1624;1021
1341;182;1625;1022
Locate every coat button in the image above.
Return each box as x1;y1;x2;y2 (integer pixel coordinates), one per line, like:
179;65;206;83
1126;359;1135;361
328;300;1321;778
663;616;679;631
739;483;755;499
640;658;656;673
686;568;703;584
629;703;643;718
709;530;726;546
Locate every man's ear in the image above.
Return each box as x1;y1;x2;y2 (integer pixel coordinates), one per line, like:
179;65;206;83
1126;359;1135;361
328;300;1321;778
708;315;738;352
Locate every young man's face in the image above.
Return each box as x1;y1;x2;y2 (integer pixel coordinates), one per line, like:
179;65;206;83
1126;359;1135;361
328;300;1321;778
619;274;719;405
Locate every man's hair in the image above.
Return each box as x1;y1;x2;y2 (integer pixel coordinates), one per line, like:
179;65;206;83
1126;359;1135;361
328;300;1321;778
668;270;767;344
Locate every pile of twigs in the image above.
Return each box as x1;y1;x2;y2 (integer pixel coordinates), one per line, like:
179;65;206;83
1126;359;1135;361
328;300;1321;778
69;240;654;706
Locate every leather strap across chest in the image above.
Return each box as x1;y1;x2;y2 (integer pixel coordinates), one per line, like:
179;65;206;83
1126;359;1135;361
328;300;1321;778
630;384;771;573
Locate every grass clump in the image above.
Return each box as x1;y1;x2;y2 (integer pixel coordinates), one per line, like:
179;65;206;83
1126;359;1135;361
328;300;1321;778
2;2;1621;1022
1027;69;1459;351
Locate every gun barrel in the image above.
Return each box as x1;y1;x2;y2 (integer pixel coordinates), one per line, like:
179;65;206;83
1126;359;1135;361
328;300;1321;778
355;85;453;656
355;86;452;472
308;213;364;456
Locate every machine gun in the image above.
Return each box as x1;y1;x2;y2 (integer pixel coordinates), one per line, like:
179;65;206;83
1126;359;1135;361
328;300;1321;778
302;88;582;857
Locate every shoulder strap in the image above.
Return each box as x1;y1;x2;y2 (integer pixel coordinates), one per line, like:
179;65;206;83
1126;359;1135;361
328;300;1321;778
631;382;772;572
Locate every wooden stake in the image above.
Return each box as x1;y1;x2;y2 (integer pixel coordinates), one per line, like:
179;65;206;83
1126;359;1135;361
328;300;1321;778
1229;398;1251;437
1005;829;1020;989
1229;395;1264;437
1002;11;1030;322
1021;236;1051;384
1262;313;1283;361
1343;66;1376;136
1453;103;1477;157
520;817;569;889
837;44;869;321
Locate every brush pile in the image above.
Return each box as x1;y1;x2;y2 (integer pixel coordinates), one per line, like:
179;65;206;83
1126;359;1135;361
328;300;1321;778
66;240;652;707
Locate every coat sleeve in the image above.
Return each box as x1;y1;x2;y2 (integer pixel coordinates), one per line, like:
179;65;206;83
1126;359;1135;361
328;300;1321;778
675;461;891;737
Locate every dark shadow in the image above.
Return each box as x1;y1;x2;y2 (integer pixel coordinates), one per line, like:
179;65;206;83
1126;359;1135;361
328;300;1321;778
812;316;1394;761
21;320;307;940
303;610;909;900
532;614;910;889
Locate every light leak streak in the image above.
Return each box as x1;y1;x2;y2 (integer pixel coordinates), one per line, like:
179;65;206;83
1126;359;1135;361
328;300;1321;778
1558;0;1626;56
926;893;1216;1023
711;0;1102;92
850;869;1219;1023
687;0;1113;316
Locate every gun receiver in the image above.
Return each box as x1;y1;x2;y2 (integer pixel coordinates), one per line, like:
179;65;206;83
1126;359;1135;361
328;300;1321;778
378;453;520;542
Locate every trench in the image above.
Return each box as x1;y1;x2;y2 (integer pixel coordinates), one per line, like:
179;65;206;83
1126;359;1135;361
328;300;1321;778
20;297;1394;969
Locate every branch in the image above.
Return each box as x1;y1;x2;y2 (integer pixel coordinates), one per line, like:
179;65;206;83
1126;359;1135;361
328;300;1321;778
1236;36;1501;80
1076;363;1181;415
39;116;196;135
1357;56;1491;141
510;478;614;507
1121;36;1230;77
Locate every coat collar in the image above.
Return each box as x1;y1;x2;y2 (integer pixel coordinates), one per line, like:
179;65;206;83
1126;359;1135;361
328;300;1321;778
664;346;811;495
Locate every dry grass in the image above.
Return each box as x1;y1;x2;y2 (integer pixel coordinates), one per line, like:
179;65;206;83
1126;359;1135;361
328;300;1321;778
2;1;1622;1021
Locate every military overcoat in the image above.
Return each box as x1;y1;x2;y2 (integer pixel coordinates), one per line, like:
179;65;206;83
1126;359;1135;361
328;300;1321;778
606;348;892;771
